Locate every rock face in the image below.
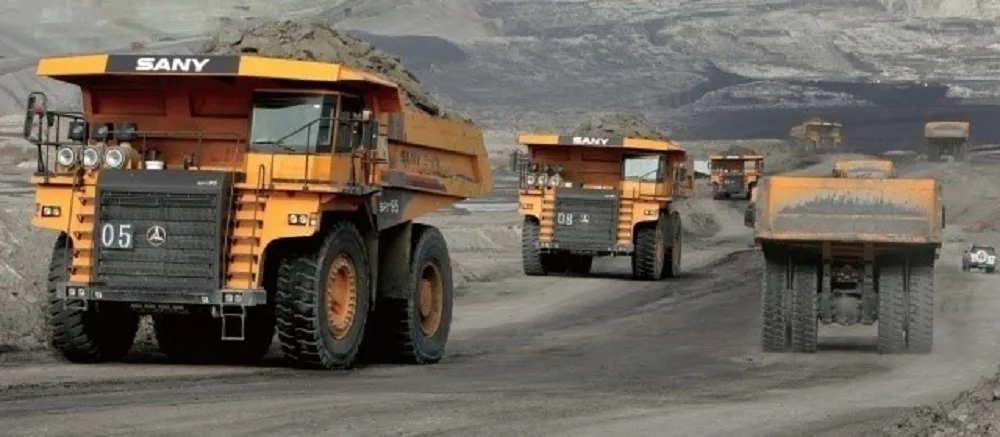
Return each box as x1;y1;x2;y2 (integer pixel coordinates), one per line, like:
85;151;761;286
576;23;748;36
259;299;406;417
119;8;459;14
882;368;1000;436
199;20;467;121
570;112;669;141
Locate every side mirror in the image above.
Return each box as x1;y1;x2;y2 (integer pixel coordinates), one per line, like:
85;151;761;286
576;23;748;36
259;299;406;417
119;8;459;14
359;120;378;150
23;92;47;140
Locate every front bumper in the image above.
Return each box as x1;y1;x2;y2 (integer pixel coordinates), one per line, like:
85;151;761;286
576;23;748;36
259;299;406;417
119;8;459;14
57;282;267;307
967;262;995;269
538;240;634;256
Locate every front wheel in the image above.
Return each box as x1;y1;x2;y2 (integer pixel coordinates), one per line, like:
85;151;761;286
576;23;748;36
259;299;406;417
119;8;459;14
47;234;139;363
275;221;372;370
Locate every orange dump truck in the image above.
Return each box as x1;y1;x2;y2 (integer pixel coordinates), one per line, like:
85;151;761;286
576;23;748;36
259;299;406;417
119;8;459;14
25;54;492;370
752;174;943;355
789;118;843;150
925;120;969;161
516;135;695;280
832;158;897;179
708;153;764;199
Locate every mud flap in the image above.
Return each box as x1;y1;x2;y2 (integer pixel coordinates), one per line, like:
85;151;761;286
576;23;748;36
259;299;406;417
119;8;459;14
376;221;413;300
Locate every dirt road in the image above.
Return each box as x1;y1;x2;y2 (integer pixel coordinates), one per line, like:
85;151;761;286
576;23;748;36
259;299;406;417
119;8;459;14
2;153;1000;436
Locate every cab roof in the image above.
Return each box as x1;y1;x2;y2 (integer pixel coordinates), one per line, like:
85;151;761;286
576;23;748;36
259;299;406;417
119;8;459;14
517;134;686;154
708;154;764;160
36;54;400;88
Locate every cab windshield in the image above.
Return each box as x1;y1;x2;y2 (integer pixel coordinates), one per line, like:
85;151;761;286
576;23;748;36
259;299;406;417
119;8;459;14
623;155;663;181
249;93;336;153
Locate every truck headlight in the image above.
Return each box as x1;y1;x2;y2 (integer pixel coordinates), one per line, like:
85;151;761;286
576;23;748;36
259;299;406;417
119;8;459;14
104;148;125;169
82;147;102;169
525;173;536;185
537;173;548;185
56;147;77;166
549;173;562;187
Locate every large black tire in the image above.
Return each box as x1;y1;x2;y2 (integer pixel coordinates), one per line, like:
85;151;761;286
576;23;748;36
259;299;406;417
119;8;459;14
370;224;455;365
877;262;907;354
664;212;682;278
906;259;934;354
790;262;819;353
47;234;139;363
521;217;546;276
275;221;371;369
153;308;274;364
761;254;790;352
633;214;667;280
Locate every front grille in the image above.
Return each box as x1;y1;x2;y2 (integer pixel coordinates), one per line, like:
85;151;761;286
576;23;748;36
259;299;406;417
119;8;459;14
723;174;744;193
552;187;618;252
92;170;232;292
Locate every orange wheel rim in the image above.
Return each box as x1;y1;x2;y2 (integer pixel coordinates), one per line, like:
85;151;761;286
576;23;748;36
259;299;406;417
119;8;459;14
325;254;358;340
418;262;444;337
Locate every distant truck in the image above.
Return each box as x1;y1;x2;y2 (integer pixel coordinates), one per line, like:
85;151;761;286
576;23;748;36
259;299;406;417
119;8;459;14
751;171;944;354
925;120;969;162
708;153;764;200
516;135;695;280
790;118;843;150
832;158;897;179
962;244;996;273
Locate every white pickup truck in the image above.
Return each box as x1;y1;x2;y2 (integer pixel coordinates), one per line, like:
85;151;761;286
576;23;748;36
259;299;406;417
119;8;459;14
962;244;996;273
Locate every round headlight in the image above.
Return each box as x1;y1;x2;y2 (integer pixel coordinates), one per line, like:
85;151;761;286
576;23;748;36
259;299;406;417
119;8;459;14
525;174;536;185
549;174;562;187
104;148;125;169
537;173;548;185
82;147;101;169
56;147;76;166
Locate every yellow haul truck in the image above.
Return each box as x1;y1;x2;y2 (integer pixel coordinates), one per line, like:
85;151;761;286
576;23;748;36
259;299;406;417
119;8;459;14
516;135;694;280
789;118;843;150
752;175;943;354
24;54;492;369
708;153;764;199
832;158;897;179
925;120;969;162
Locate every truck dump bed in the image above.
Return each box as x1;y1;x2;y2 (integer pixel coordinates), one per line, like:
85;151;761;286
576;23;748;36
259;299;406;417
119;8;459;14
754;176;942;244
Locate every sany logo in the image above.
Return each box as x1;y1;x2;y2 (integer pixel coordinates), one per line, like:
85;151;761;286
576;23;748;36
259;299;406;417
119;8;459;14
135;57;211;73
571;136;610;146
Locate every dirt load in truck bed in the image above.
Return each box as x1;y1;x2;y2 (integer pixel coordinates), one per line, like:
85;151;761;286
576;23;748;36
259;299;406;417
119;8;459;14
754;176;942;243
200;20;468;121
570;112;669;140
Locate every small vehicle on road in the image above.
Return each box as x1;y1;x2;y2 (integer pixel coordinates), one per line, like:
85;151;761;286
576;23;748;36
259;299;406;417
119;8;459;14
962;244;996;273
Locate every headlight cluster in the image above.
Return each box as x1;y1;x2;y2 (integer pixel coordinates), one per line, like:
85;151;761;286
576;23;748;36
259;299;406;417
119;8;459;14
55;145;132;170
524;163;565;188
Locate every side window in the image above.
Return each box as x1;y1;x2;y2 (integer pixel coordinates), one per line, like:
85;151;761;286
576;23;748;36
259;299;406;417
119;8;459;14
623;155;663;182
335;96;366;154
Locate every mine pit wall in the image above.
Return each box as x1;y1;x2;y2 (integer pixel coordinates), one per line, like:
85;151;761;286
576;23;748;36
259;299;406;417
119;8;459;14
754;176;943;246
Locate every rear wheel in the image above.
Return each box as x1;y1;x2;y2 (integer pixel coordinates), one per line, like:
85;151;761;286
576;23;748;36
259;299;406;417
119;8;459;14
633;214;667;280
906;256;934;354
761;254;790;352
522;217;546;276
664;213;682;278
368;224;455;365
877;261;907;354
275;221;371;369
790;262;819;353
47;234;139;363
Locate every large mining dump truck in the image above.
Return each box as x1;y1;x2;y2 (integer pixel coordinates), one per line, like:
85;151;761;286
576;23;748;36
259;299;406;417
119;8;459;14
925;120;969;162
832;158;898;179
789;118;843;151
23;54;492;369
708;152;764;200
516;135;695;280
752;170;943;354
